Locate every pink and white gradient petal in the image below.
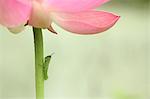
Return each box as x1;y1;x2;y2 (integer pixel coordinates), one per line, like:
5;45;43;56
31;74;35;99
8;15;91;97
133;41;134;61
51;11;120;34
44;0;110;12
28;1;52;28
0;0;31;27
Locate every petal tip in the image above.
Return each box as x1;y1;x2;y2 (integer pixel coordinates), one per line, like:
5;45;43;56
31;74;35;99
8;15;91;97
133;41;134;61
99;14;120;33
113;15;121;25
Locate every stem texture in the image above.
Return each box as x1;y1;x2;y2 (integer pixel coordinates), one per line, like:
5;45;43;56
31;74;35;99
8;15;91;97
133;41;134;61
33;27;44;99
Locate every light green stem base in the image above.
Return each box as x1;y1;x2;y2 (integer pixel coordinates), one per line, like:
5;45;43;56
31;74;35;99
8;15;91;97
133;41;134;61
33;27;44;99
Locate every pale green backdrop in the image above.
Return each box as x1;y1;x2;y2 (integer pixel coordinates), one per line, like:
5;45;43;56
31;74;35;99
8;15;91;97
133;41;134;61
0;0;149;99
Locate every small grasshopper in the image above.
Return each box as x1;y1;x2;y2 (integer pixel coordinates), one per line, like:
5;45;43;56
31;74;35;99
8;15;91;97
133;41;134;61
43;55;52;80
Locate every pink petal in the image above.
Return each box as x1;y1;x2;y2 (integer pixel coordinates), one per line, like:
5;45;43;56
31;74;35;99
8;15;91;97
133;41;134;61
51;11;120;34
7;23;25;34
0;0;31;27
44;0;109;12
28;1;52;28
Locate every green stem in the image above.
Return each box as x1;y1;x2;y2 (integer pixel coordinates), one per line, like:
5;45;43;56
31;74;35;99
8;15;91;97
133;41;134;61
33;27;44;99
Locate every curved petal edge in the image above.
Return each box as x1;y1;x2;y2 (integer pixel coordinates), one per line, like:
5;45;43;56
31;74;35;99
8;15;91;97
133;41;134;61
51;11;120;34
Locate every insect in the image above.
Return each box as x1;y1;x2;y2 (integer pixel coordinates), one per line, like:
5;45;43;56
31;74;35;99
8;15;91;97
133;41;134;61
43;55;52;80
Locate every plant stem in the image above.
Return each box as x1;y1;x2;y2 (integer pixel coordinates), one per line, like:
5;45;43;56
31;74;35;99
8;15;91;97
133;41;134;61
33;27;44;99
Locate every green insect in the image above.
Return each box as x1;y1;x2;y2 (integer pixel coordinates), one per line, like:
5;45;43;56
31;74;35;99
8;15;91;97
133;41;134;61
43;55;52;80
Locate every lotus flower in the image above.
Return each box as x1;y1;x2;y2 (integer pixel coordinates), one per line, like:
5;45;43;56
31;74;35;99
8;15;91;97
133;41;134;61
0;0;120;34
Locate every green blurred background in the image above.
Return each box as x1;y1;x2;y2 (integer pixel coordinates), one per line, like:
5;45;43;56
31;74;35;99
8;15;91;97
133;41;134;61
0;0;149;99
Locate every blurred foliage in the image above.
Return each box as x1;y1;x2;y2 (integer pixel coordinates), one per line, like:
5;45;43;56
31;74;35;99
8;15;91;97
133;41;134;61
112;0;149;8
102;0;149;11
112;90;140;99
114;0;149;4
